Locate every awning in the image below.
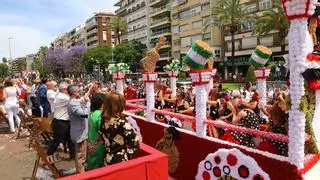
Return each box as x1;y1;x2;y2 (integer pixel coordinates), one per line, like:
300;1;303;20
218;57;250;67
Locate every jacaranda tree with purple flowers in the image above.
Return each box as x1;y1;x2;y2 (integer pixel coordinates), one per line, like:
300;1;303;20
45;44;85;76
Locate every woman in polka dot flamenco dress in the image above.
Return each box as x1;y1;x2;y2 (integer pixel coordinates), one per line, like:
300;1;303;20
258;93;289;156
230;103;261;148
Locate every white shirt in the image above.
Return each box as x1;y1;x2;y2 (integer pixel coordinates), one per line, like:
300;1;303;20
47;89;57;112
244;90;252;102
53;92;70;120
4;86;20;108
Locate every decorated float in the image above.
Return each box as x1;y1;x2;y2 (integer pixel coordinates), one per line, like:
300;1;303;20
61;1;320;179
122;1;320;179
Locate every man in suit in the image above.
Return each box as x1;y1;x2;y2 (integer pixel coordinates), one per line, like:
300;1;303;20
68;85;90;173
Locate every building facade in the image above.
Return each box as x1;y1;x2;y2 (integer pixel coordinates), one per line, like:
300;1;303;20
171;0;222;64
85;12;117;49
26;54;36;71
222;0;287;79
115;0;149;46
149;0;172;62
11;57;26;75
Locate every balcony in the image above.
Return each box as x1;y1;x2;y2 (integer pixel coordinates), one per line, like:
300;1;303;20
87;36;98;43
115;7;127;15
159;51;171;61
151;29;171;38
149;0;169;7
86;28;98;36
114;0;121;6
150;17;171;28
150;5;170;18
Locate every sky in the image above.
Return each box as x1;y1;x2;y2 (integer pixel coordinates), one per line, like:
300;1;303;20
0;0;118;59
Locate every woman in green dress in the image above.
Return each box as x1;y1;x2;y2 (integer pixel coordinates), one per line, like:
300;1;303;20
87;93;105;170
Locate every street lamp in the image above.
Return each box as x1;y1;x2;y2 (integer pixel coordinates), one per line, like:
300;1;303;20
8;37;13;60
91;58;101;82
96;59;101;82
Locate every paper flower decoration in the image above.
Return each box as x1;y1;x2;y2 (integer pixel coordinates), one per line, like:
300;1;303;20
164;59;184;72
110;63;131;73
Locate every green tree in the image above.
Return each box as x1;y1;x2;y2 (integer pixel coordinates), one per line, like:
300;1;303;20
130;40;147;63
209;0;254;65
110;17;127;45
113;43;136;64
0;63;10;78
83;45;112;79
245;65;256;83
252;0;289;53
32;46;49;76
2;57;7;63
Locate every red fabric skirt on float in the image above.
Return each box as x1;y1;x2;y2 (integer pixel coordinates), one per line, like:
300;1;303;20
257;140;280;155
219;131;240;144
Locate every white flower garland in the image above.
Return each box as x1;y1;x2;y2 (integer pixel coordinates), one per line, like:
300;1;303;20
195;85;208;137
146;82;155;122
116;80;124;95
256;79;267;105
287;18;313;169
206;78;213;93
169;77;177;97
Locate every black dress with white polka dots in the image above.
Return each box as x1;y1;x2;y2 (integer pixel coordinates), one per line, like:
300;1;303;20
270;121;288;156
232;109;260;148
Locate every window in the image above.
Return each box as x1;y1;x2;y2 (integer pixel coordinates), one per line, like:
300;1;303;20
259;0;272;10
202;3;210;11
173;39;180;46
172;13;179;20
173;51;180;58
227;41;240;51
214;50;221;57
179;6;201;19
181;36;191;47
242;4;257;13
203;33;211;41
241;21;255;31
260;36;274;46
242;36;257;49
202;16;210;27
172;25;179;34
191;34;202;43
103;31;107;41
192;21;202;28
179;24;189;32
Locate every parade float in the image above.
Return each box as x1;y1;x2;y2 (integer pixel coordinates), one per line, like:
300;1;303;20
61;0;320;179
122;0;320;179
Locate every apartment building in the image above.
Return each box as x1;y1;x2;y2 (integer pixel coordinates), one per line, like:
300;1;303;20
85;12;117;49
26;54;36;71
66;25;86;49
11;57;26;75
114;0;149;46
52;25;85;50
149;0;172;61
171;0;222;62
222;0;286;79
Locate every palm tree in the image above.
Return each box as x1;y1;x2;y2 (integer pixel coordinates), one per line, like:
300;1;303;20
252;0;290;53
110;17;127;45
207;0;254;70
